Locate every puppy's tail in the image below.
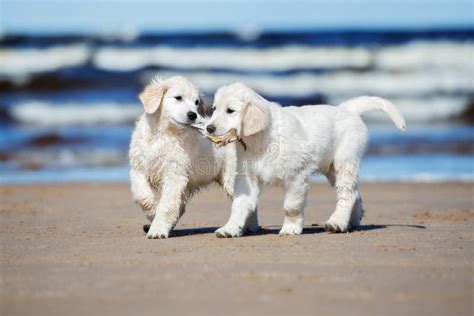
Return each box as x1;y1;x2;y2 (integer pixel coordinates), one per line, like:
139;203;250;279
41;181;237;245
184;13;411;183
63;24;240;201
340;96;406;131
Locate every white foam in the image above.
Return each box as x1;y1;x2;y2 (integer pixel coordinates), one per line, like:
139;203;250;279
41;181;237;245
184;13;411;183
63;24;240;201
2;41;472;84
93;45;373;71
93;41;474;74
376;41;474;72
330;96;469;123
150;68;473;99
145;69;472;123
10;101;142;126
0;45;91;80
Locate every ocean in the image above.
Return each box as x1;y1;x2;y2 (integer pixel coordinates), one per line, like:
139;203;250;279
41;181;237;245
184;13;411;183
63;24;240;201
0;30;473;183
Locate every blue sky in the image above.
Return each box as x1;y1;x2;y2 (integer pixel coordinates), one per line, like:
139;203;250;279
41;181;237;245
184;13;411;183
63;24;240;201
1;0;473;34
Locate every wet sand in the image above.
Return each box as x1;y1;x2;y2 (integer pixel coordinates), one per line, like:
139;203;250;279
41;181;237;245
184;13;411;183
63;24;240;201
1;182;473;316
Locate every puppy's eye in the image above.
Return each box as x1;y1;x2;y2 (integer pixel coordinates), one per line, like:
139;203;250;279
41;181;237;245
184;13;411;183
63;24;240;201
212;106;216;111
226;108;235;114
175;96;182;101
195;99;199;106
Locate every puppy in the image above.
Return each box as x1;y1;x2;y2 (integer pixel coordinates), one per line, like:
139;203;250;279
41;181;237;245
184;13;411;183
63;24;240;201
129;76;248;239
205;82;406;237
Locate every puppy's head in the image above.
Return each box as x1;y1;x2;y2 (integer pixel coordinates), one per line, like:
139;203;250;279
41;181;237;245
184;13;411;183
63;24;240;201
139;75;206;127
206;82;269;139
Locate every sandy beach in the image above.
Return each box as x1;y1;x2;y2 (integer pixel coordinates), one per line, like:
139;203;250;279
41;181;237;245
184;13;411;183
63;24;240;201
1;182;473;315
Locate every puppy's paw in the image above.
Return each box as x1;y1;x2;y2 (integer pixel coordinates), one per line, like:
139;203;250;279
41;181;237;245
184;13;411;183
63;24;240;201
324;216;350;233
146;225;171;239
215;225;243;238
279;222;303;235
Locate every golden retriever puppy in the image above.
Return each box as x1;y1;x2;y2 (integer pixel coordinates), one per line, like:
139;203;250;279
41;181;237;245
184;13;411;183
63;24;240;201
129;76;254;238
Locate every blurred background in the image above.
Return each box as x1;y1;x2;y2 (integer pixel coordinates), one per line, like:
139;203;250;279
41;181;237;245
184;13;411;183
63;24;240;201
0;0;473;183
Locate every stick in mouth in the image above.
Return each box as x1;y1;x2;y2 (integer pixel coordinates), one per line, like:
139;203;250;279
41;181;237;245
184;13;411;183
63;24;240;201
190;124;247;150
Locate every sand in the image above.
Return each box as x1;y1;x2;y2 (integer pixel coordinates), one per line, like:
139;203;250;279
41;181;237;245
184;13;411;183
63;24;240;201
1;182;473;316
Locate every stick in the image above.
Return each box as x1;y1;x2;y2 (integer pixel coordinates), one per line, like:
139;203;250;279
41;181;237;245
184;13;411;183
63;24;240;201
190;125;247;150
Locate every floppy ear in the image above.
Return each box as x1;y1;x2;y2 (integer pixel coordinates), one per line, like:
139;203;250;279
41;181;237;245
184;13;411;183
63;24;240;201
138;81;167;114
241;94;270;137
198;94;207;116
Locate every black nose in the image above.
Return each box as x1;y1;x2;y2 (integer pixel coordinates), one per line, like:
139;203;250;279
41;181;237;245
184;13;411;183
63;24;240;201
206;124;216;134
187;111;197;121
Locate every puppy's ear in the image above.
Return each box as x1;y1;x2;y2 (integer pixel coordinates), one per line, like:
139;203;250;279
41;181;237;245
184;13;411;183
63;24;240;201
139;80;167;114
241;94;270;137
198;94;206;116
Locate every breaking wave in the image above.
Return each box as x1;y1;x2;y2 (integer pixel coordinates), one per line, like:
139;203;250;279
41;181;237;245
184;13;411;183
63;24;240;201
150;68;472;98
0;45;91;81
1;41;472;79
5;95;469;126
9;101;141;126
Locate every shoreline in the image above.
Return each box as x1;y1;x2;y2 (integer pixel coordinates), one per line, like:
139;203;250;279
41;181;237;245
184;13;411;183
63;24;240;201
1;177;473;186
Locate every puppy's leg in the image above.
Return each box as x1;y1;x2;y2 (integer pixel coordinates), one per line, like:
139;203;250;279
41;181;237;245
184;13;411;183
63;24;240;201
244;207;260;233
279;174;309;235
323;164;336;187
216;175;259;238
349;196;364;228
325;160;360;233
130;169;156;222
146;175;188;239
143;196;187;235
179;204;186;219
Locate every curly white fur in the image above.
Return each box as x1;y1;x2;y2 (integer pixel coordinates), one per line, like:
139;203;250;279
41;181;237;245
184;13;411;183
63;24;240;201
206;82;406;237
129;76;242;239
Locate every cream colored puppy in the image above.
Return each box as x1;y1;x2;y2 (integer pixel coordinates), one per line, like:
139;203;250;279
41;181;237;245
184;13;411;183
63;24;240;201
129;76;252;239
205;82;406;237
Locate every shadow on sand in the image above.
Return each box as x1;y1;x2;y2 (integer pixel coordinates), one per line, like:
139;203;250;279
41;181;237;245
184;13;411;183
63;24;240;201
142;225;219;237
143;223;426;238
353;224;426;231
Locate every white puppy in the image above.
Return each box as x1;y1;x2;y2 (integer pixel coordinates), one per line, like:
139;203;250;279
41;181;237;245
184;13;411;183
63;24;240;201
129;76;244;239
205;82;406;237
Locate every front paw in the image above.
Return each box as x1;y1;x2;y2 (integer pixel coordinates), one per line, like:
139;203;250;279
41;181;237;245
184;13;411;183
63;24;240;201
146;224;171;239
324;216;350;233
279;222;303;235
215;224;243;238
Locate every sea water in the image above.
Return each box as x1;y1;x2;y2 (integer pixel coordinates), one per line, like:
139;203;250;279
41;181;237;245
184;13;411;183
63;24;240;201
0;30;473;183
